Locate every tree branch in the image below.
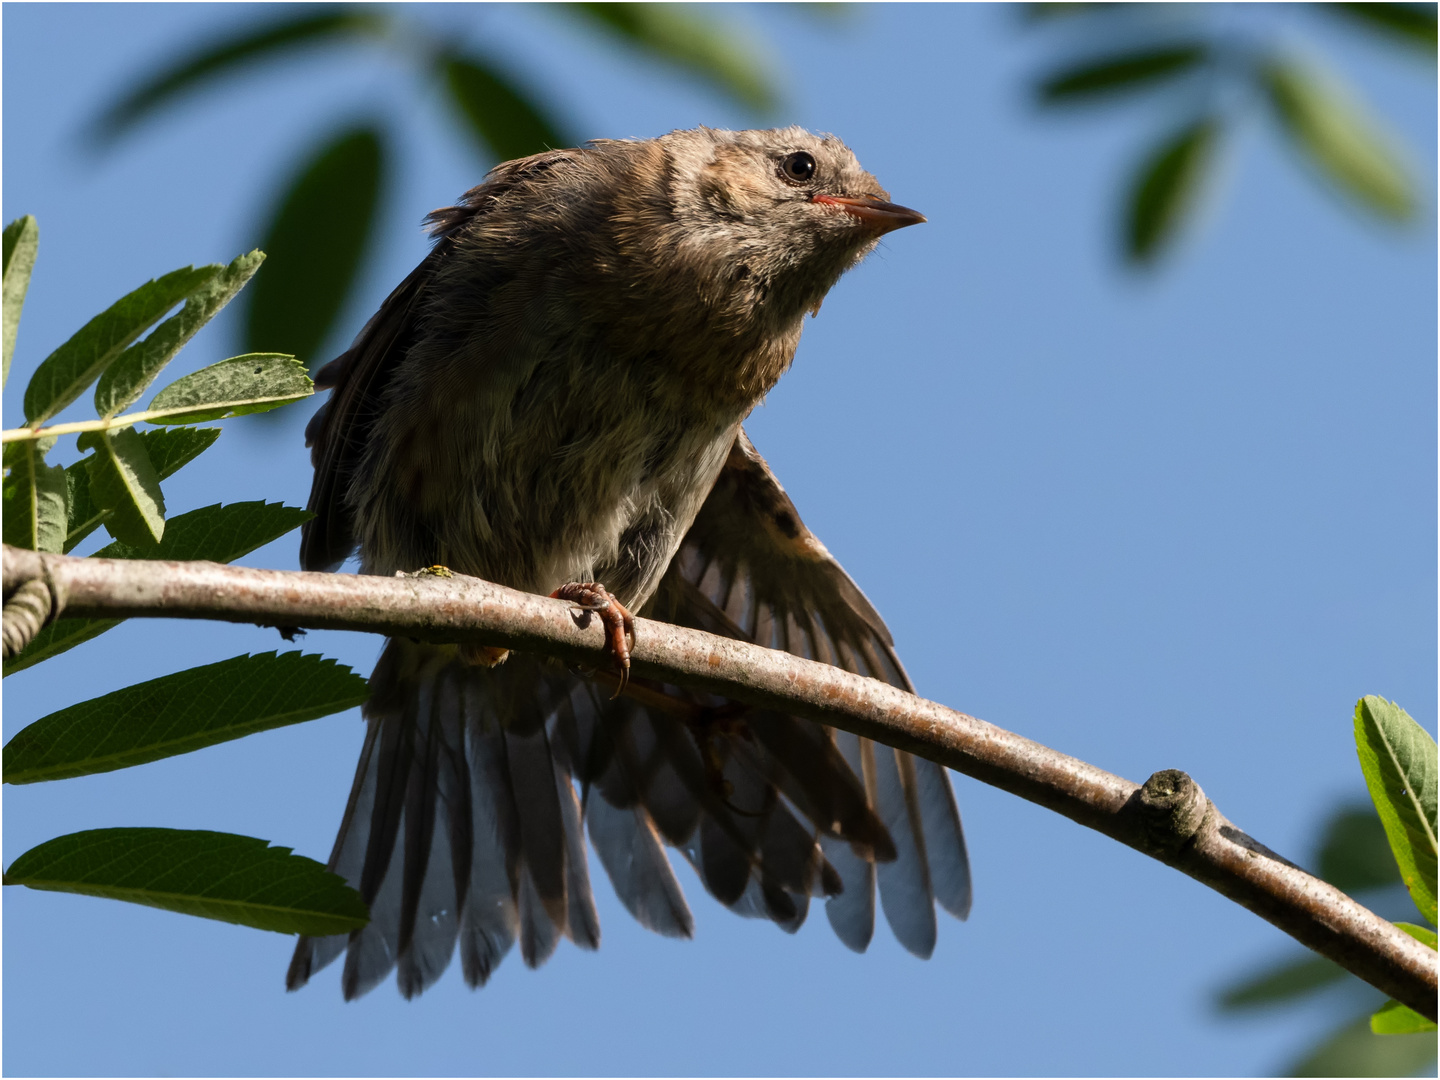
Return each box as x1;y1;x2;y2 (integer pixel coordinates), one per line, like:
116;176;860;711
4;543;1435;1018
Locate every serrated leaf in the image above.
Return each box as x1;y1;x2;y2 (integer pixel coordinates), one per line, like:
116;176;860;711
3;214;40;387
90;10;391;145
78;426;165;547
95;251;264;418
1;437;66;553
1125;116;1219;263
1326;3;1437;51
558;4;777;113
3;501;310;676
441;56;570;164
1037;43;1207;103
1355;696;1438;924
4;652;368;784
1288;1013;1438;1076
22;265;218;425
3;828;368;936
1261;58;1415;221
1316;802;1403;893
146;353;311;424
64;427;222;552
243;127;383;374
1215;954;1347;1011
1371;998;1438;1035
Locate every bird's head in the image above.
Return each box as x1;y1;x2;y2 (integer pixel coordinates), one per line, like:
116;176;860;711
644;126;925;324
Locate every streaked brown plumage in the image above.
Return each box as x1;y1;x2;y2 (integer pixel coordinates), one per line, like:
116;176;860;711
290;126;971;1000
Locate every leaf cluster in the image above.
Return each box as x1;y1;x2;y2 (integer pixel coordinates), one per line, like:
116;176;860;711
1025;3;1433;265
1214;697;1438;1074
88;5;779;378
3;217;368;937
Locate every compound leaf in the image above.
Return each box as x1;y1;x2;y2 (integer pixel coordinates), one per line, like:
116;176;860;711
147;353;311;423
5;652;368;784
3;828;367;936
95;251;264;418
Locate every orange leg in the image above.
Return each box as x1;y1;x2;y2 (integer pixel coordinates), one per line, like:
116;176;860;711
550;582;636;697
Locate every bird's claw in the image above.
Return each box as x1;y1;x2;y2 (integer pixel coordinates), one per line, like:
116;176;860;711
551;582;636;698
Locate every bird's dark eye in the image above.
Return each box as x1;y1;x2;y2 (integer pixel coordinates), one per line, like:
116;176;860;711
779;151;816;184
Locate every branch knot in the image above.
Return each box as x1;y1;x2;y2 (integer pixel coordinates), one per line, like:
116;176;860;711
1127;768;1211;856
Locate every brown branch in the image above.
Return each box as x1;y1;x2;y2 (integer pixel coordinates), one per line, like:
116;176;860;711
4;543;1435;1019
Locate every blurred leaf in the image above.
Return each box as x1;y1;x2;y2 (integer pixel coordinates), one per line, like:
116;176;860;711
1023;3;1117;21
77;427;165;547
442;56;570;163
1325;3;1438;51
1216;954;1347;1011
1370;998;1438;1035
90;9;391;145
4;652;368;784
95;251;264;419
1317;802;1403;893
1037;43;1208;103
559;3;777;112
64;427;221;552
3;501;309;676
3;215;39;387
147;353;311;423
1354;696;1438;923
1;437;66;553
243;127;383;373
1289;1014;1438;1076
1261;58;1415;221
3;828;368;936
22;266;218;425
1124;116;1219;263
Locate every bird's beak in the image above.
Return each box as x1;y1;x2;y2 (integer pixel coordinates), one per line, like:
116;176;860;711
811;194;927;233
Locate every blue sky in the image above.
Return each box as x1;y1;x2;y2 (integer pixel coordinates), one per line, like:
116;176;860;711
3;4;1435;1076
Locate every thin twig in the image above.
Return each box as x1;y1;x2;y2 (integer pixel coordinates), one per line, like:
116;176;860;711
3;543;1435;1019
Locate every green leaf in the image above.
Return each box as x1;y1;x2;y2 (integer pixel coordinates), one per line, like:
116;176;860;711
3;501;309;676
90;10;391;145
64;427;221;552
77;426;165;547
1215;954;1347;1011
442;56;570;164
4;652;368;784
22;265;218;425
1317;802;1403;893
95;251;264;418
1393;921;1438;948
1326;3;1438;51
1;437;66;553
145;353;311;424
1354;696;1438;924
1261;58;1415;221
3;214;40;388
1370;998;1438;1035
242;127;383;374
3;828;368;936
1289;1013;1438;1076
1124;116;1219;264
558;4;777;113
1037;43;1208;103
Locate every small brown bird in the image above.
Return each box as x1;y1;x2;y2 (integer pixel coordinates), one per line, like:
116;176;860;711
290;126;971;1000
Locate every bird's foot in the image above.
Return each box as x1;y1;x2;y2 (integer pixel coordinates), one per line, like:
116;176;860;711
551;582;636;698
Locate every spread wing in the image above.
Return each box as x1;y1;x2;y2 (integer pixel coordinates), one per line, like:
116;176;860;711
640;429;972;955
300;149;583;572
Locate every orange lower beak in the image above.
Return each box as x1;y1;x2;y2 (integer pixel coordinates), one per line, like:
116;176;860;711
812;195;927;232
